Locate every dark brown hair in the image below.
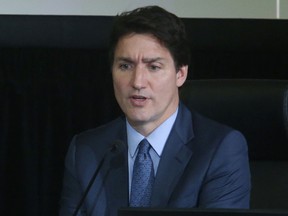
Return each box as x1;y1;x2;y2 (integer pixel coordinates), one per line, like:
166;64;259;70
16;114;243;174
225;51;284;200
109;5;190;70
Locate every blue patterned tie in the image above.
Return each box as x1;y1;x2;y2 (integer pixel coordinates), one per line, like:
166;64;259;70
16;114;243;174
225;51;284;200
130;139;155;207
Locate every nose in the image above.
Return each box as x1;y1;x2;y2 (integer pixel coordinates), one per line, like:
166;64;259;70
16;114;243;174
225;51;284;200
131;66;147;90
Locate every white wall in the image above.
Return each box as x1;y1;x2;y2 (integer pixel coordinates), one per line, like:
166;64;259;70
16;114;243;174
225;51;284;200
0;0;287;19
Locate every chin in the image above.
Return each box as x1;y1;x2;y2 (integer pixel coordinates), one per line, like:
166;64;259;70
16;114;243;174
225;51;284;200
127;114;150;124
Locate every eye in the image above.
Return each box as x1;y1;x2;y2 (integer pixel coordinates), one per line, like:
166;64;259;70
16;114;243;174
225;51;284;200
148;64;161;72
119;63;132;71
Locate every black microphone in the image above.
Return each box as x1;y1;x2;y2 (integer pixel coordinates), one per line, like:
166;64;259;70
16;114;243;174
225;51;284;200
72;140;125;216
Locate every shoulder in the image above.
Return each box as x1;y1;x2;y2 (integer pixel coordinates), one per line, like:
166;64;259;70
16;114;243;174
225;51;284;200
191;110;233;137
183;105;247;152
70;116;126;154
77;117;125;139
178;102;232;137
190;109;248;159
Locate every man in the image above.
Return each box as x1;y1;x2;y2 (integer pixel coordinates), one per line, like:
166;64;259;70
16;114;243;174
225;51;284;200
60;5;251;216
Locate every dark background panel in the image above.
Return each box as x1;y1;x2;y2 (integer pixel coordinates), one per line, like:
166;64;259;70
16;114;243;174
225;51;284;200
1;15;288;215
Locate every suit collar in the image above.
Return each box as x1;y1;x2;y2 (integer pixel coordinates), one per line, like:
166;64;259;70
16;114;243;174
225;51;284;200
127;108;179;158
173;102;194;144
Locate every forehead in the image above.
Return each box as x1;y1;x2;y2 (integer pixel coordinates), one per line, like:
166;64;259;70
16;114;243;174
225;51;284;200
114;33;172;59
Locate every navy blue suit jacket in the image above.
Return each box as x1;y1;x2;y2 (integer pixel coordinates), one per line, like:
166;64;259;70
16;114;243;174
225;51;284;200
59;103;251;216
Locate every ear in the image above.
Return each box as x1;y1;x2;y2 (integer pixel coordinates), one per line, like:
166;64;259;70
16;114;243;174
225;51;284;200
176;65;188;87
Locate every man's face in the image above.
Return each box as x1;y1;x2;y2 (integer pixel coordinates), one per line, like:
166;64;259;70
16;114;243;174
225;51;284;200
112;33;188;136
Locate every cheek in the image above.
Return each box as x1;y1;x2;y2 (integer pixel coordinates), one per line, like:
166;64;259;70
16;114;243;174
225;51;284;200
112;74;122;89
155;76;177;92
113;77;128;99
113;78;121;97
113;72;129;87
156;82;179;103
153;84;173;102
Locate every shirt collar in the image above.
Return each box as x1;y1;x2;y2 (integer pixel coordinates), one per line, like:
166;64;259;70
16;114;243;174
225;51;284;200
127;108;178;158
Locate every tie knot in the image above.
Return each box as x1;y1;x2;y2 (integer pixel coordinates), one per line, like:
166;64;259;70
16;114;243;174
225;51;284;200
138;139;151;154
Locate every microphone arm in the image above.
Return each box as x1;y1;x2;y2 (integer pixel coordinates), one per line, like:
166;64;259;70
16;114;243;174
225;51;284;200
72;140;124;216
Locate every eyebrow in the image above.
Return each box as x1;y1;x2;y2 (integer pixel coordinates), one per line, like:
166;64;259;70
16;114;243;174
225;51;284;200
142;57;165;64
114;57;134;64
114;57;165;64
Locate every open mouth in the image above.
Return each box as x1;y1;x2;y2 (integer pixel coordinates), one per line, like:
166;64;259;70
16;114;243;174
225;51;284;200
132;95;147;100
130;95;148;106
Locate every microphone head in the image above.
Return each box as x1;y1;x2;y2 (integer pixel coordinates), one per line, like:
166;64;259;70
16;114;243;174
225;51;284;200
110;140;126;153
109;140;126;168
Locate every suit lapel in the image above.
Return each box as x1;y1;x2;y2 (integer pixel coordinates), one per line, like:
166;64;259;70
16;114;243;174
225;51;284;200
151;103;195;206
